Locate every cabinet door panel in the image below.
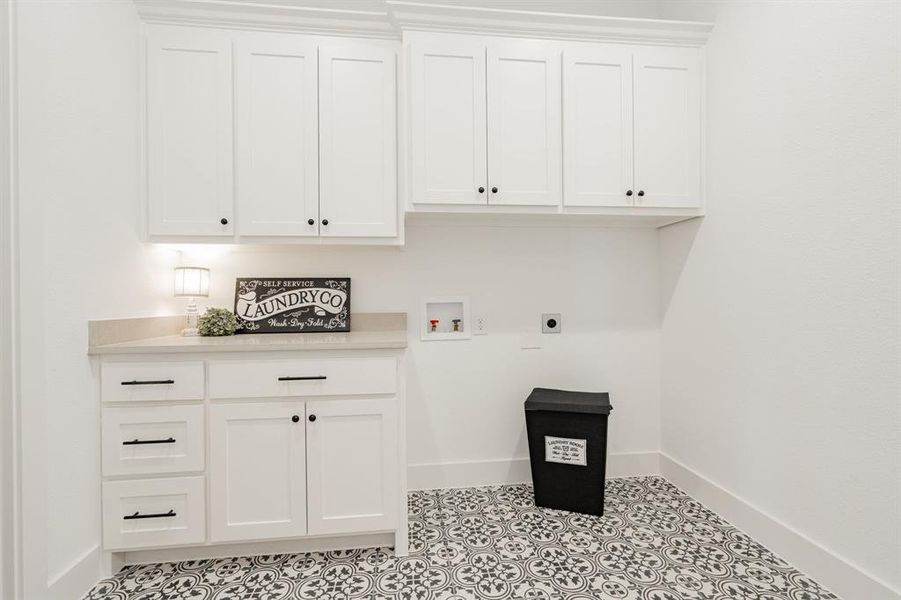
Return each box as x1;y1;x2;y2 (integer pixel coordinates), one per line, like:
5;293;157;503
236;34;318;237
319;43;397;237
209;403;306;542
147;26;233;236
634;47;701;208
307;398;398;535
411;40;488;205
563;49;633;207
487;42;562;207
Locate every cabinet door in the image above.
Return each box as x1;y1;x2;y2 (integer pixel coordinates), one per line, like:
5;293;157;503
410;39;488;205
563;48;634;207
306;398;398;535
235;34;319;237
209;403;306;542
147;26;234;236
633;47;701;208
487;41;562;207
319;43;397;237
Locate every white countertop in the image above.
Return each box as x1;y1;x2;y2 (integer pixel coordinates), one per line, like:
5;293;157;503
88;313;407;355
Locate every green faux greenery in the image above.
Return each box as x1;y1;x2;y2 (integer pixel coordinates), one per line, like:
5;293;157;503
197;307;238;337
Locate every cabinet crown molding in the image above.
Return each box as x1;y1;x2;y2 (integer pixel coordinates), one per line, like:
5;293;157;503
134;0;713;45
134;0;400;39
388;1;713;46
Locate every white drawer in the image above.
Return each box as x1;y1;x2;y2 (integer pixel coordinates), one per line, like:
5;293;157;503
102;406;204;476
208;357;396;400
102;476;205;550
102;361;204;403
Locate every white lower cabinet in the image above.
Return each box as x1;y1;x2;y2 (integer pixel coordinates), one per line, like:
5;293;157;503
209;402;308;542
98;351;406;556
209;397;399;541
306;398;398;535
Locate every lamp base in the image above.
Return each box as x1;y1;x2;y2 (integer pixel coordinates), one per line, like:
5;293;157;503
182;301;200;336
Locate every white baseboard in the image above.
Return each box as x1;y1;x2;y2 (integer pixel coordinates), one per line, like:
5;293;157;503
121;532;395;566
47;543;102;600
407;451;660;490
660;453;901;600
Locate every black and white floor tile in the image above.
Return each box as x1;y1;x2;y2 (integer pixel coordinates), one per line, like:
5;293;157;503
83;477;840;599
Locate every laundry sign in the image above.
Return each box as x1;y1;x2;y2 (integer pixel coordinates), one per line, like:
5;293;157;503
545;436;587;466
234;277;350;333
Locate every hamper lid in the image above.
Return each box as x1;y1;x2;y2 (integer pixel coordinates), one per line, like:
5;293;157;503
524;387;612;415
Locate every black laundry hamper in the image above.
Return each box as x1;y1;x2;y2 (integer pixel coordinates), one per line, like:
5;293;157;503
524;387;613;516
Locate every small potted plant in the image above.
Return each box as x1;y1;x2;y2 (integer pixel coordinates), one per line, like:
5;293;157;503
197;308;238;337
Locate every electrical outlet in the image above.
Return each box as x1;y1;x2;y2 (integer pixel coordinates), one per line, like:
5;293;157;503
542;313;561;334
473;315;488;335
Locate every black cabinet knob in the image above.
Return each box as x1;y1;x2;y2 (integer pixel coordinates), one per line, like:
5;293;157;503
307;219;315;226
637;190;645;197
220;217;229;225
308;414;316;422
626;190;633;196
491;187;498;193
321;219;329;226
478;187;485;193
291;415;300;423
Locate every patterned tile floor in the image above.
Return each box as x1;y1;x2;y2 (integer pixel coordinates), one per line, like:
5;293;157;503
83;477;840;599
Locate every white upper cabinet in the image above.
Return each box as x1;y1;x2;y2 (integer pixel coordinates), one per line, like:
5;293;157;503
318;43;398;238
410;39;488;205
633;47;702;208
487;42;562;207
235;34;319;237
144;21;704;233
409;37;563;208
145;29;399;242
407;32;704;219
209;402;307;542
306;398;398;535
146;26;234;236
563;48;634;207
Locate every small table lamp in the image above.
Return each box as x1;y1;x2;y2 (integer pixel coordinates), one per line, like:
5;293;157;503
174;266;210;336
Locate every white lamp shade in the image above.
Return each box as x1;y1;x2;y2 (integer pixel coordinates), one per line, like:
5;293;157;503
174;267;210;297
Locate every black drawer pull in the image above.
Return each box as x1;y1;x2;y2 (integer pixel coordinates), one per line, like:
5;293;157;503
122;437;176;446
121;380;175;386
277;376;327;382
124;509;176;521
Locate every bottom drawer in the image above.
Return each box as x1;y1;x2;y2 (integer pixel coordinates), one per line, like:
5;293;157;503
103;477;205;550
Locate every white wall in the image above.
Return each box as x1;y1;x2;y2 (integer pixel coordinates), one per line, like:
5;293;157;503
659;1;901;598
1;0;16;597
15;0;178;597
8;0;661;593
183;223;662;486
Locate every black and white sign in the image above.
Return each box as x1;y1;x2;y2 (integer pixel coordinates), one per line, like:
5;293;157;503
544;436;587;466
234;278;350;334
